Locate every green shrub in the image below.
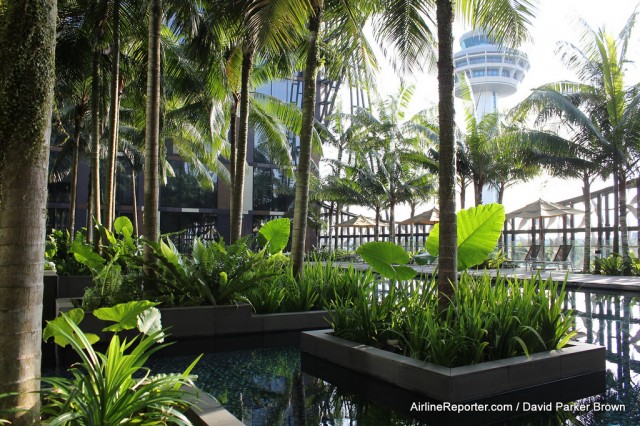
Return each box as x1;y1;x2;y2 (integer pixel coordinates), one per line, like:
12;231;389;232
593;253;624;275
330;273;576;368
45;229;91;275
41;301;201;425
244;261;374;314
144;236;287;306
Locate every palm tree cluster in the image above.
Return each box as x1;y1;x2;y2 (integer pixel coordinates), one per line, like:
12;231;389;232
511;11;640;273
0;0;555;422
317;86;438;247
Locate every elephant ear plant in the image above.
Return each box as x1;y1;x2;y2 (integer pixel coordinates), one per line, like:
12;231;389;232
426;203;506;270
41;301;201;425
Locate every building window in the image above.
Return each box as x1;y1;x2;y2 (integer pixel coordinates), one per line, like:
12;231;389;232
472;69;485;77
468;56;485;64
253;167;294;212
161;160;217;209
487;68;499;76
461;35;490;49
455;59;468;67
487;55;502;63
502;69;510;77
504;56;515;64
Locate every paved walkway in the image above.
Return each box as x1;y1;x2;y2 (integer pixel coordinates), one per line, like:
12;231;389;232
330;261;640;293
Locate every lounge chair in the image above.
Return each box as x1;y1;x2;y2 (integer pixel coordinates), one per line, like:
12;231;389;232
531;244;574;271
503;244;541;270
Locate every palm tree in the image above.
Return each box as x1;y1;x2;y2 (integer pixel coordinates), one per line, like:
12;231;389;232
540;13;640;271
104;0;122;233
143;0;162;263
511;88;615;272
434;0;535;300
0;1;57;423
292;0;382;276
229;0;312;243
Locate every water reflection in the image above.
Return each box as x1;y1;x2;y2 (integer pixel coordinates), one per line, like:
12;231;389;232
149;289;640;425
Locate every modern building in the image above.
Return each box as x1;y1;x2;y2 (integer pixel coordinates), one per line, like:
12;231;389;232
453;30;530;202
47;74;340;249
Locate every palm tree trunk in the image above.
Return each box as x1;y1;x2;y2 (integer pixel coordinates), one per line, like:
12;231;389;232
229;97;239;231
436;0;457;309
459;177;466;209
613;172;619;253
327;201;334;248
68;102;86;238
231;46;255;243
619;168;630;274
143;0;162;270
0;1;56;423
104;0;121;233
89;48;102;244
473;177;483;206
389;198;396;242
291;1;324;277
374;208;381;241
582;173;592;273
409;204;416;252
334;202;342;249
131;168;139;237
498;181;505;204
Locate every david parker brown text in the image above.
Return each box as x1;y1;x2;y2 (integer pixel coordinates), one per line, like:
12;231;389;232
410;402;626;413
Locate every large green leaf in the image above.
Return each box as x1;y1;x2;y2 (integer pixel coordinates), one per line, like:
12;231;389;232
426;203;506;271
93;301;159;332
258;218;291;254
43;309;99;347
70;239;105;272
114;216;134;237
357;242;417;281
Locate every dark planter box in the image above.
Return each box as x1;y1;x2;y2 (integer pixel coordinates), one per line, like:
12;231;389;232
301;329;606;403
52;299;332;367
56;275;92;298
56;298;331;339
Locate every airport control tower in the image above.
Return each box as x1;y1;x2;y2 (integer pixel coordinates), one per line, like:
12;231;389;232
454;30;530;119
454;30;530;202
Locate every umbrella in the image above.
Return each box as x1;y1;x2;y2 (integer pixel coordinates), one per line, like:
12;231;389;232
506;199;583;219
399;208;439;252
334;215;388;228
399;208;440;225
506;199;584;253
334;215;388;248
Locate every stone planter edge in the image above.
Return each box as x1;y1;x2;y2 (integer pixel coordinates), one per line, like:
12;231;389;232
301;329;606;403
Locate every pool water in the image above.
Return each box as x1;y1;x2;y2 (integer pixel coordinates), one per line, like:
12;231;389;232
147;288;640;425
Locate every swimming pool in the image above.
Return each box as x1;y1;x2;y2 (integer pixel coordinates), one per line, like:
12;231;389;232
148;288;640;425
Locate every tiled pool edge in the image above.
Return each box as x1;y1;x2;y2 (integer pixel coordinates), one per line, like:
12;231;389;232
301;329;606;403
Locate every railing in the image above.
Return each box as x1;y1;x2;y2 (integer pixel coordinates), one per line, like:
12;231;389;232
319;178;640;270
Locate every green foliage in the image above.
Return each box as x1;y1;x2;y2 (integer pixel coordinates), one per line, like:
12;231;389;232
356;242;417;280
478;249;510;269
71;217;145;310
330;273;576;367
42;308;99;347
257;217;291;254
45;229;91;275
245;261;375;314
41;302;201;425
93;300;160;332
145;236;286;306
426;203;506;270
305;247;356;262
593;253;625;275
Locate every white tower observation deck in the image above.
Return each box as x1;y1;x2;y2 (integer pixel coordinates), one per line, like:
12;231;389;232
454;30;529;119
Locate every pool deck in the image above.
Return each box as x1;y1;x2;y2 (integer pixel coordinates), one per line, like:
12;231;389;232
330;261;640;294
